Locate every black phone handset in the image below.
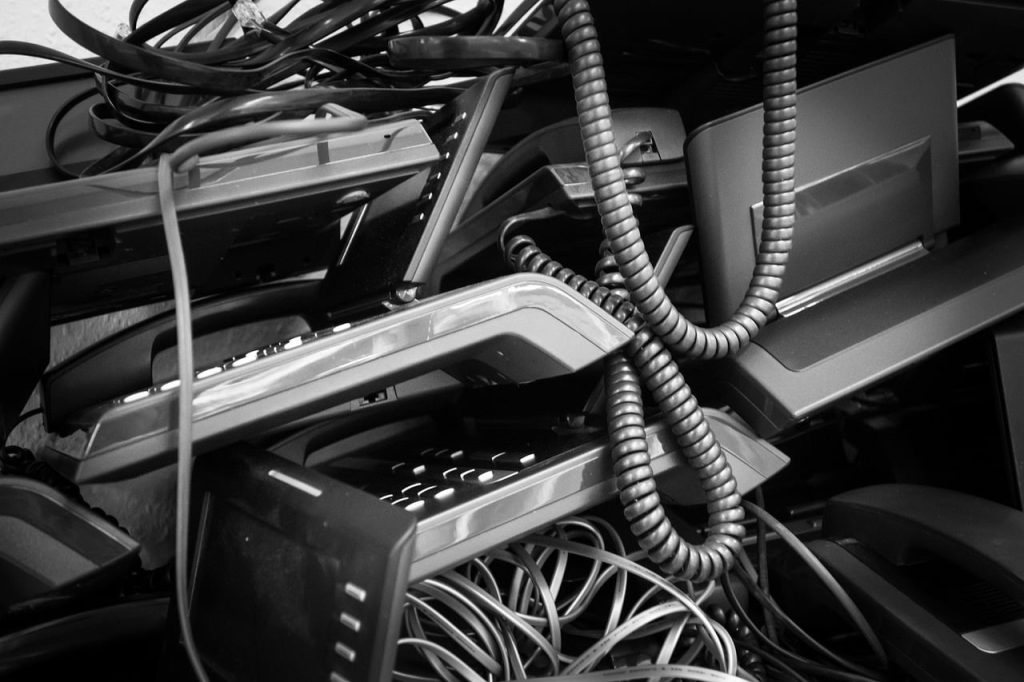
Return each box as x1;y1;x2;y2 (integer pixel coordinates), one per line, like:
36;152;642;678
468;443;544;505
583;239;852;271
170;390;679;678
41;69;514;434
462;106;686;220
41;280;324;433
825;484;1024;605
815;484;1024;682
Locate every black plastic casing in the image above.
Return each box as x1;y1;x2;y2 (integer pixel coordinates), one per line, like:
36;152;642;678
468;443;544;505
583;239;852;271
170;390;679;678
190;444;416;682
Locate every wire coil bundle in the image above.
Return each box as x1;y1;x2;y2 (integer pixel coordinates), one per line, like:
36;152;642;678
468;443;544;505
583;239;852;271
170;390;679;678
1;0;511;176
502;0;798;583
400;516;756;682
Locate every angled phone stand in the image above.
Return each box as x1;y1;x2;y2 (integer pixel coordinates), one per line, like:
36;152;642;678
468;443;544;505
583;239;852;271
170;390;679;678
41;273;633;483
812;484;1024;682
41;69;515;434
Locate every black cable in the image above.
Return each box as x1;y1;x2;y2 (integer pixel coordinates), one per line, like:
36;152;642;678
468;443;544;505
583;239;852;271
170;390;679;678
497;0;798;583
0;41;201;93
724;569;885;682
742;501;888;669
46;88;100;178
16;0;507;174
11;408;44;434
721;568;813;670
741;643;811;679
732;564;880;679
753;487;779;644
87;84;463;174
155;112;369;682
707;604;768;682
741;644;814;682
502;234;745;581
162;5;231;51
126;0;228;45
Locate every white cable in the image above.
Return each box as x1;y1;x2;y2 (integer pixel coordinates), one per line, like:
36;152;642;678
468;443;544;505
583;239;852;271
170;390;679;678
156;111;368;682
524;663;748;682
403;519;742;681
522;534;734;674
742;501;887;668
564;602;698;675
157;153;208;682
398;638;490;682
406;594;503;675
404;602;460;682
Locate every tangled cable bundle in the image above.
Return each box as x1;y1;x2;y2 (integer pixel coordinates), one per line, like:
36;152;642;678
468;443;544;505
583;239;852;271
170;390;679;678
400;517;753;682
504;234;745;582
553;0;797;361
501;0;798;582
0;0;510;176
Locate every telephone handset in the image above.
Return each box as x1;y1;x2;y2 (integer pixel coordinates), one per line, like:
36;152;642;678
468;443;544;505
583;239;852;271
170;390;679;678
824;484;1024;604
812;484;1024;682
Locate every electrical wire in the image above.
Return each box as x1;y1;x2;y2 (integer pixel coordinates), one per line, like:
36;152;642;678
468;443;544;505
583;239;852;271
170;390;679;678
1;408;45;453
9;0;508;175
721;567;878;682
518;663;749;682
706;604;768;682
10;408;44;434
740;643;814;682
155;111;368;682
503;232;747;583
551;0;798;362
527;534;736;673
156;151;207;682
401;517;743;682
398;638;490;682
730;557;881;680
45;88;100;179
499;0;798;584
752;487;778;643
741;501;888;670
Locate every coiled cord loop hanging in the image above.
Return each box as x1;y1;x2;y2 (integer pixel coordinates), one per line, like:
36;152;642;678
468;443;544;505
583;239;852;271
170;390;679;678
505;236;744;582
503;0;797;581
551;0;797;360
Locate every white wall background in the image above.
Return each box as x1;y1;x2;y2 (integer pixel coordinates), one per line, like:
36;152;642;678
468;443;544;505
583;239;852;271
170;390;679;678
4;1;1019;99
0;0;495;70
0;1;180;70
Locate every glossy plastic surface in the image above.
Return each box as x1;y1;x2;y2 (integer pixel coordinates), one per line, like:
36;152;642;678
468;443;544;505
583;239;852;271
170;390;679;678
191;445;415;682
0;477;139;611
719;218;1024;435
42;280;322;432
688;37;958;324
0;119;436;247
43;274;632;483
322;68;513;305
404;410;788;581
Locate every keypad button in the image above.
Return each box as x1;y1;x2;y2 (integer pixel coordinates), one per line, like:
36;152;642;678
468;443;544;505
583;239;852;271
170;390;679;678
334;642;356;662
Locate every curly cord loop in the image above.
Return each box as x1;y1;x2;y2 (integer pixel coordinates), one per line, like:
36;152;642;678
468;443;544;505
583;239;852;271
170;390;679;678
506;236;744;581
503;0;797;581
552;0;797;360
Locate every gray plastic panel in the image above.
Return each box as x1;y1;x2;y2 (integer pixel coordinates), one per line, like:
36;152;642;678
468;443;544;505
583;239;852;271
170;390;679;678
403;411;789;582
437;161;687;280
687;36;959;324
992;313;1024;509
191;446;415;682
0;477;139;609
0;118;437;248
42;274;632;483
719;220;1024;435
405;68;513;284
